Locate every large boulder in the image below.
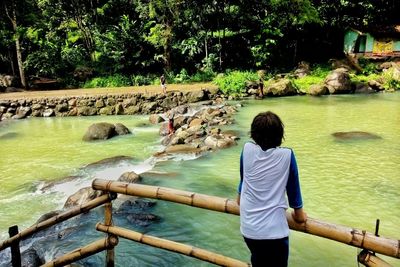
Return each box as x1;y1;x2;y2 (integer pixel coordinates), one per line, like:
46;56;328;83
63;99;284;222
324;68;352;94
115;123;131;135
63;187;104;208
82;123;131;141
309;84;329;96
0;74;18;88
265;78;297;96
353;82;375;94
83;122;116;141
294;61;311;78
204;135;236;149
149;114;165;124
186;90;208;103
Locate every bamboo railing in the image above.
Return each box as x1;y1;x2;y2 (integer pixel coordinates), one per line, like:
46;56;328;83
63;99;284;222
41;236;118;267
0;193;114;251
92;179;400;260
1;177;398;267
358;250;393;267
96;223;249;267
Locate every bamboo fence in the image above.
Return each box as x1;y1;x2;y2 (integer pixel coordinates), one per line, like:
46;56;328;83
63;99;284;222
358;250;393;267
104;200;115;267
41;236;118;267
96;223;249;267
92;179;400;260
0;193;113;251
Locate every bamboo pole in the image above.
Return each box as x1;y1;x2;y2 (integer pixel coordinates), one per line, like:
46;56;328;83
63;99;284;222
0;194;114;251
8;225;21;267
358;250;393;267
41;236;118;267
104;194;115;267
92;179;400;260
96;224;249;267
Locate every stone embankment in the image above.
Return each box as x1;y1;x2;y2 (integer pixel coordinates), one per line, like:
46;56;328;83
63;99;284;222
0;88;219;121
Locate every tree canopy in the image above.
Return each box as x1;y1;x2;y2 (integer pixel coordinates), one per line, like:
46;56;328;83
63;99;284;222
0;0;398;87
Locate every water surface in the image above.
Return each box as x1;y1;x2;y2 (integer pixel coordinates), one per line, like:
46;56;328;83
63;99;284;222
0;93;399;266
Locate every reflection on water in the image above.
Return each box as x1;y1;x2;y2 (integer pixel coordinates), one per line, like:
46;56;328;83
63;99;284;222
0;93;399;266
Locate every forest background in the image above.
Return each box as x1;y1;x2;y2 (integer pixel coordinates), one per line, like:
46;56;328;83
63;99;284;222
1;0;399;90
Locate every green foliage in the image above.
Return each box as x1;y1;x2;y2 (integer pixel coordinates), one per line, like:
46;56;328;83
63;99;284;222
350;73;380;83
131;74;158;86
381;69;400;90
83;74;132;88
292;76;324;93
310;65;331;78
190;70;216;83
358;57;378;75
350;70;400;91
213;71;258;94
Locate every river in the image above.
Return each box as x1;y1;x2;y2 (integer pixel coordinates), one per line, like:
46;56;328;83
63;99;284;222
0;93;399;266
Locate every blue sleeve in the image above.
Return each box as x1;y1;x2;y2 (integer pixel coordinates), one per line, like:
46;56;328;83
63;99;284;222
286;150;303;209
237;150;243;193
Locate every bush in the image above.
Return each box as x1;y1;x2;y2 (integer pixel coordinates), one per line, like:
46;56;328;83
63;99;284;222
213;71;258;94
358;57;378;75
190;70;216;82
310;65;331;78
292;76;325;93
381;68;400;90
174;69;190;83
131;74;157;86
83;74;132;88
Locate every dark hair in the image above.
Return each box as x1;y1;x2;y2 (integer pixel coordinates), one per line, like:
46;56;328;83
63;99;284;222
250;111;284;150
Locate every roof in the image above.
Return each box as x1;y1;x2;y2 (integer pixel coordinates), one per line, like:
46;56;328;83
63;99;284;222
350;25;400;39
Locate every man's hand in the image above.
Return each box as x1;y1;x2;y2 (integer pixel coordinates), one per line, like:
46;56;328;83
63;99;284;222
292;208;307;223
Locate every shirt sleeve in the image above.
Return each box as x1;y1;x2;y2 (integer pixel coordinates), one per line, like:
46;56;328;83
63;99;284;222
286;149;303;209
237;149;244;193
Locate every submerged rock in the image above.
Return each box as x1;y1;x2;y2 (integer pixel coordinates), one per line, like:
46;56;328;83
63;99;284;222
126;213;160;226
332;131;382;140
84;155;133;168
118;171;141;183
0;132;18;140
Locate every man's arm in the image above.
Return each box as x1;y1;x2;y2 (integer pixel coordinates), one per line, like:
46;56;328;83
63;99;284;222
237;150;244;205
287;150;307;223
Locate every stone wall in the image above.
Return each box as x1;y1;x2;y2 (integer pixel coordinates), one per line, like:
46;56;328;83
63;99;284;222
0;89;218;121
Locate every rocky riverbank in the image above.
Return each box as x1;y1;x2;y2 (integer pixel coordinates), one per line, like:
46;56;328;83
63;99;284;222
0;88;220;121
0;99;242;266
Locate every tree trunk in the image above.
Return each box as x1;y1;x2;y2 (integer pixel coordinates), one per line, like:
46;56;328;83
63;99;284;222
8;49;16;76
14;36;26;88
5;0;27;88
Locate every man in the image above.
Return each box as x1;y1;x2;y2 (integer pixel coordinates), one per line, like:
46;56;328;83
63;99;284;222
160;74;166;94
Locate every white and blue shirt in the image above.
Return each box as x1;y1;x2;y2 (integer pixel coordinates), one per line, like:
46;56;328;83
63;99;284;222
238;142;303;240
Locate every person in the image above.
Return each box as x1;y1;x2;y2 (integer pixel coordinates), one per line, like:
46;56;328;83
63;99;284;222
237;111;307;267
167;112;174;135
258;78;264;98
160;74;166;94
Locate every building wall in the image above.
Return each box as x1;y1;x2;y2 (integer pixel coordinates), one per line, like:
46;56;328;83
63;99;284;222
365;33;374;52
344;30;359;53
393;40;400;51
345;29;400;55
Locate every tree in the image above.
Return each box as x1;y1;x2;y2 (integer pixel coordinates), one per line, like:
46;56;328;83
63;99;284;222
3;0;27;87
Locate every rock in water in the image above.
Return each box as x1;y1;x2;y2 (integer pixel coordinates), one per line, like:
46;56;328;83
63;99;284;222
82;122;116;141
332;131;381;140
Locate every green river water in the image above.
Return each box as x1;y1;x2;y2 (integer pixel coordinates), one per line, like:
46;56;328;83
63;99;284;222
0;93;399;266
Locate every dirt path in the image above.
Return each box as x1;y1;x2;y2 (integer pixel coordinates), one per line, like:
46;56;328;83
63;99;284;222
0;82;218;100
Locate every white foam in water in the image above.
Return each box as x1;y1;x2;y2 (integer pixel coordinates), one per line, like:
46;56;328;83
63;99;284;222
31;157;158;207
